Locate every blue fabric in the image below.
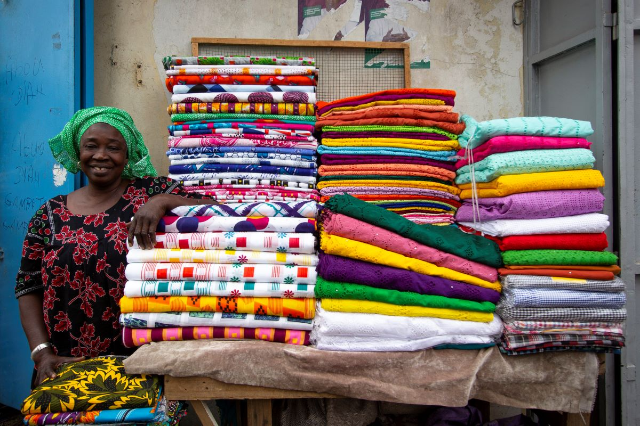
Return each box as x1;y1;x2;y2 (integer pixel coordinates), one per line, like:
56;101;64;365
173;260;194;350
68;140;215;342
459;115;594;149
317;145;457;160
168;164;317;176
167;146;317;156
504;288;626;309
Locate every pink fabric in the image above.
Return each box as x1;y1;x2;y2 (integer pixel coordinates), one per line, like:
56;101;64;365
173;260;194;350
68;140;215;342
167;136;318;150
322;211;498;282
454;136;592;169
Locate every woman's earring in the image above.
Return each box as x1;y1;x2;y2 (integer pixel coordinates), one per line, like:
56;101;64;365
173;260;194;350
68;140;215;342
77;161;81;169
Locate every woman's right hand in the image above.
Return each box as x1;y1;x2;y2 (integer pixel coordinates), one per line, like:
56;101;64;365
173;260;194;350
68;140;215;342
33;349;85;386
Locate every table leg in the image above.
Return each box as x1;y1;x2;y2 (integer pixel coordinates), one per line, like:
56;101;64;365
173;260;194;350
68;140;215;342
190;400;219;426
246;399;272;426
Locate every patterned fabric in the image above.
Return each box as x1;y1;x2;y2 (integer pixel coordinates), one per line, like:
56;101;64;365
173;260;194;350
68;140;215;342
120;311;313;331
169;102;316;116
460;213;610;237
119;295;315;318
127;248;317;266
15;177;189;357
503;322;624;335
459;115;594;149
455;149;595;184
501;334;624;350
323;125;459;140
186;188;320;203
166;65;316;76
322;137;459;151
164;56;315;68
167;145;317;157
124;281;314;298
319;163;456;180
170;128;313;138
171;92;317;104
167;136;318;150
500;288;626;308
124;262;316;284
496;306;627;322
317;145;457;160
168;201;317;218
165;75;316;92
316;277;495;312
133;231;316;253
502;249;618;266
168;163;317;176
501;275;625;292
48;107;156;179
320;299;494;322
458;169;605;199
171;113;316;122
320;232;501;290
122;326;309;347
175;177;316;189
171;158;316;169
21;357;159;414
158;216;316;233
172;84;316;94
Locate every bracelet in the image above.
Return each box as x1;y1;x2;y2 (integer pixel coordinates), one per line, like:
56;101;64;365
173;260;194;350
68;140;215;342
30;342;53;361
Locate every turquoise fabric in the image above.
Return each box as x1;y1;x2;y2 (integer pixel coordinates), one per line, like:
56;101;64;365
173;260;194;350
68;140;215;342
317;145;457;160
459;115;594;149
455;148;595;184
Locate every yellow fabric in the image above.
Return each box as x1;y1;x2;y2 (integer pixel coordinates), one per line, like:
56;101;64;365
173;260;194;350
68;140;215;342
320;99;446;117
320;232;501;291
317;180;461;195
321;138;460;151
459;169;605;199
320;299;494;322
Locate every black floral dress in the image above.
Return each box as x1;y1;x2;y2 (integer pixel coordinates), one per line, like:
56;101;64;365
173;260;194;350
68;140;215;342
15;177;193;357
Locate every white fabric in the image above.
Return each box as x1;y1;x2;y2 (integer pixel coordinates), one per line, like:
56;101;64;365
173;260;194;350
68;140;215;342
126;248;318;266
119;312;313;331
459;213;610;237
124;280;315;298
314;335;495;352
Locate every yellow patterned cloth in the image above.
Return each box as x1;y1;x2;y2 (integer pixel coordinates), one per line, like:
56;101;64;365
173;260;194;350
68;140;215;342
320;232;501;291
321;138;460;151
320;299;494;322
459;169;605;199
320;99;446;116
317;180;461;195
119;296;316;319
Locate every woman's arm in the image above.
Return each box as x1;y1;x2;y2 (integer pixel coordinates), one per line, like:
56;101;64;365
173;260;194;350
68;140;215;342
128;194;216;249
19;293;84;386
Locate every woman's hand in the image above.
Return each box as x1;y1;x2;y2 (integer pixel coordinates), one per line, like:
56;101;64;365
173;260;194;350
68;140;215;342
33;349;85;386
127;195;169;250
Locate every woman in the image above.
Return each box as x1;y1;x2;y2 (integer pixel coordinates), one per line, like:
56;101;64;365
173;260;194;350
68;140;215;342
16;107;211;386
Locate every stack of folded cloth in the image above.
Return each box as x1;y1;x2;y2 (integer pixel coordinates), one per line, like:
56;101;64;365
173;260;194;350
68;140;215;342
22;357;187;426
164;55;320;204
454;115;626;355
311;194;505;351
315;89;464;225
119;201;319;347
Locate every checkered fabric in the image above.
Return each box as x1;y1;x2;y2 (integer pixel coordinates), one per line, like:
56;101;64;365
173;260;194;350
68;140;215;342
499;288;626;309
496;306;627;322
501;275;625;292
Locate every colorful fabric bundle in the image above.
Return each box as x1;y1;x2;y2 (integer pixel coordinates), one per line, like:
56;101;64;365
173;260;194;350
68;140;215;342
21;357;184;425
455;115;625;355
316;89;463;224
165;56;320;204
312;194;504;351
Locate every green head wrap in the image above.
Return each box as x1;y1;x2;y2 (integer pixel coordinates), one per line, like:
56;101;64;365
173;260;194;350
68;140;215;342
48;106;157;179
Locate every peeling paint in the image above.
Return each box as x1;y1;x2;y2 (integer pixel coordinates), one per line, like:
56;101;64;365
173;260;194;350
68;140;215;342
53;163;67;187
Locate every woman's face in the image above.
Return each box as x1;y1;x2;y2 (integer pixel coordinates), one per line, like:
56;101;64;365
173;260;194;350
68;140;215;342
79;123;128;187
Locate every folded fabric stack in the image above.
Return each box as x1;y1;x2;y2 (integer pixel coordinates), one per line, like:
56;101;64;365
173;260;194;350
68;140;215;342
454;116;626;355
119;202;319;347
163;55;320;204
311;194;504;351
315;89;464;225
21;357;186;426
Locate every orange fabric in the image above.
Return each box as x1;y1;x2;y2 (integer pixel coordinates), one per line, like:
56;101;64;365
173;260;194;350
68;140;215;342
498;268;615;281
320;88;457;110
325;104;453;116
316;109;460;127
317;117;466;134
505;265;621;273
318;164;456;180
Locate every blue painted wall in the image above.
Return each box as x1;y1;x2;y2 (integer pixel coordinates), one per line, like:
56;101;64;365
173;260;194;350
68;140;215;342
0;0;92;409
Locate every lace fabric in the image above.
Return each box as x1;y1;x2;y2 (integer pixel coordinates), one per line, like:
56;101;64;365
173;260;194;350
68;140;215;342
315;277;496;312
459;213;610;237
501;249;618;266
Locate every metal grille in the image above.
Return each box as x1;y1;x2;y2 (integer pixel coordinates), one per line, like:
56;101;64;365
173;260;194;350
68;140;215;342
197;44;406;102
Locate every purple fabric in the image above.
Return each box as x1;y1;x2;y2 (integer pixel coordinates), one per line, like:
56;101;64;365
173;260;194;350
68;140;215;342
319;94;455;115
317;253;501;304
320;154;457;171
321;131;451;140
320;186;461;200
455;189;605;221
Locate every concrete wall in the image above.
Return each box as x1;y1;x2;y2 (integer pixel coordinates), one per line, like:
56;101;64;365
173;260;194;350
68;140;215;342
95;0;523;174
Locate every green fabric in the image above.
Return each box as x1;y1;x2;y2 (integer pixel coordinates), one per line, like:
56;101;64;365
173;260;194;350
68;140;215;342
48;106;157;179
501;250;619;266
324;194;503;268
315;277;496;312
319;175;453;185
323;125;458;140
171;113;317;123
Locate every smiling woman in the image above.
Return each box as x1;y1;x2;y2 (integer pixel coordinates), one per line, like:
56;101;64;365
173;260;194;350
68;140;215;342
14;107;213;387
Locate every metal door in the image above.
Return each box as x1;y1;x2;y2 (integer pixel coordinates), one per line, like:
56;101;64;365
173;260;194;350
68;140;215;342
0;0;93;409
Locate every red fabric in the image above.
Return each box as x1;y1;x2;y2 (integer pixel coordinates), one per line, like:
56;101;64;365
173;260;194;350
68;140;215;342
498;268;615;281
496;233;608;251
